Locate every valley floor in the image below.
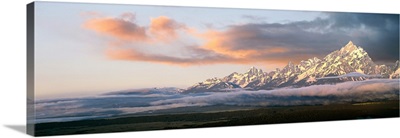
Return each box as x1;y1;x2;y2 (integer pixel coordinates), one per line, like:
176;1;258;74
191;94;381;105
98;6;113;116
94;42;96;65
34;100;399;136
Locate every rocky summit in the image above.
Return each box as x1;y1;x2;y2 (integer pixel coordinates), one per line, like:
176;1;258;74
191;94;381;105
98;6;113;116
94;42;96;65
184;41;399;93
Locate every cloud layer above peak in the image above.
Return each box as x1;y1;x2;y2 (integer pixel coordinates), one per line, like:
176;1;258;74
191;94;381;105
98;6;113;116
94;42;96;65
83;12;399;66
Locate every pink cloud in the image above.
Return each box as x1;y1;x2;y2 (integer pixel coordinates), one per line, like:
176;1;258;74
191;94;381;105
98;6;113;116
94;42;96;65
83;12;318;66
83;13;148;41
149;16;186;41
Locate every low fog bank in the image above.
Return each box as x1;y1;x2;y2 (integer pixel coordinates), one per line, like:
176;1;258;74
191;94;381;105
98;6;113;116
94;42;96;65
35;79;399;123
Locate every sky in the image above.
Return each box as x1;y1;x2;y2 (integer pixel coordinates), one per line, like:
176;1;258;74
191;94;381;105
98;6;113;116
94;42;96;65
34;2;399;99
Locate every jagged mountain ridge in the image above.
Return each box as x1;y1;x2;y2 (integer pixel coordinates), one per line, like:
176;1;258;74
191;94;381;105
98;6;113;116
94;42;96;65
184;41;399;93
185;77;241;93
222;67;268;88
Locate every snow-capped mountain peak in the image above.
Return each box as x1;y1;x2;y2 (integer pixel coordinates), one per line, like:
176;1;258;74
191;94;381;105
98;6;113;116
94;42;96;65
340;41;358;52
247;66;264;76
184;41;398;93
221;66;267;88
286;61;294;68
204;77;221;84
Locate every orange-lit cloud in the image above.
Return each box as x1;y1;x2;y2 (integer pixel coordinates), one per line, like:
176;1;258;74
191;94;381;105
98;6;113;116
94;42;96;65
83;13;148;41
104;46;308;67
105;47;248;66
198;30;291;59
198;30;257;58
149;16;185;41
84;13;187;43
83;13;336;67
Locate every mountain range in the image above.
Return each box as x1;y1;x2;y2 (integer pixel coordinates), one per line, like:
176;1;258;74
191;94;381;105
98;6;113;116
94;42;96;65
184;41;400;93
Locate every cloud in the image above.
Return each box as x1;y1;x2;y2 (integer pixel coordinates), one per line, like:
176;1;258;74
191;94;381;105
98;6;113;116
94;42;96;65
117;103;208;115
84;13;187;43
194;13;399;65
84;12;399;66
83;13;148;41
328;13;399;64
105;47;245;66
34;94;172;123
35;79;399;123
151;79;399;106
85;13;242;66
242;15;268;21
96;94;173;98
149;16;186;41
197;23;338;64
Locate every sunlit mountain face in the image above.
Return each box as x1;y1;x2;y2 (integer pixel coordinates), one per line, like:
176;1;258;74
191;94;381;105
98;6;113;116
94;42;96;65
184;41;400;93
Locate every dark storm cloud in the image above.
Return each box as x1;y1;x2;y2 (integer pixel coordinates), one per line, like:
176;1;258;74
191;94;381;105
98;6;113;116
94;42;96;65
222;21;346;52
328;13;399;64
210;13;399;64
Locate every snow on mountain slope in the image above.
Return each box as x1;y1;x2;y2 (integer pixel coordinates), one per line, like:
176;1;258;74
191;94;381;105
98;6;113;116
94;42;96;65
389;61;400;79
390;68;400;79
222;67;269;88
184;77;241;93
184;41;398;93
296;41;374;80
